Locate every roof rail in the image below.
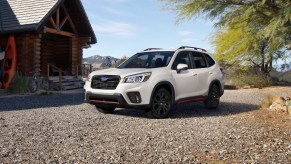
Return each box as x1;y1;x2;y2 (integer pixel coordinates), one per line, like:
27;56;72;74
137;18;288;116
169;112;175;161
144;48;162;51
178;46;207;52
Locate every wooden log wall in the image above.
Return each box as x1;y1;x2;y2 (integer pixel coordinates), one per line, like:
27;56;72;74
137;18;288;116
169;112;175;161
0;33;40;76
1;33;91;77
15;35;26;75
41;36;55;75
34;35;41;73
71;36;78;75
24;34;40;75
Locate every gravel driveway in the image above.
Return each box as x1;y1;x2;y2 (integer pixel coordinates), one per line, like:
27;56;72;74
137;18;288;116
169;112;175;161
0;87;290;163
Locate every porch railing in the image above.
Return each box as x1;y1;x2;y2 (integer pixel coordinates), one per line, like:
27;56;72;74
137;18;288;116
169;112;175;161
77;63;92;78
47;63;66;90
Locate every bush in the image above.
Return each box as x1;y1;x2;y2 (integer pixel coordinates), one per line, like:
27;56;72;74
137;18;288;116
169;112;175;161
232;74;271;88
269;77;279;84
226;68;271;88
8;72;28;94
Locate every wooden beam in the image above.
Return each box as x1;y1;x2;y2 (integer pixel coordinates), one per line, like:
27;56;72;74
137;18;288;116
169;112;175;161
44;27;75;37
50;17;57;29
59;16;68;30
61;5;78;34
56;9;60;27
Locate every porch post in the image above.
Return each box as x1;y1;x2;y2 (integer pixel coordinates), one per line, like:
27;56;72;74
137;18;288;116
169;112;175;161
34;34;42;73
71;36;78;76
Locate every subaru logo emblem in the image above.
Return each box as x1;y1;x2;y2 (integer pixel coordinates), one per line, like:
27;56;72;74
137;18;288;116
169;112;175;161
100;77;108;82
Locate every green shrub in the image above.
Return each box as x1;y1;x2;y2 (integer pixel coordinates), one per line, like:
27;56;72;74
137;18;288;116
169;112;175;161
8;72;28;94
226;68;271;88
269;77;279;84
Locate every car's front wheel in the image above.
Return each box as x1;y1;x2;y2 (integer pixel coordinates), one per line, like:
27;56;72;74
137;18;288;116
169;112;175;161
204;84;220;109
146;88;172;119
95;105;116;114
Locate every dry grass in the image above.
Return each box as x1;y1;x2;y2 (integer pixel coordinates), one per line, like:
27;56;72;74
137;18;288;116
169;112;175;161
261;94;274;109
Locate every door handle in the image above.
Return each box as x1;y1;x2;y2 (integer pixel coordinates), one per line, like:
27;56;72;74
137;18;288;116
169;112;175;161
192;73;197;76
209;72;213;75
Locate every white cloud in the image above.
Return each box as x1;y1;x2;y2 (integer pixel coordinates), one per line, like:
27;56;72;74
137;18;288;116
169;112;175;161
92;21;137;37
179;30;194;36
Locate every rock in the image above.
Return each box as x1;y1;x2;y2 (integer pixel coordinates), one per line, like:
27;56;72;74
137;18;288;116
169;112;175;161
269;102;287;112
243;85;251;89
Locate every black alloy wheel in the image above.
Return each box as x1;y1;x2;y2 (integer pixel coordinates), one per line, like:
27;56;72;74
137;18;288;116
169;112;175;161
146;88;172;119
204;84;220;109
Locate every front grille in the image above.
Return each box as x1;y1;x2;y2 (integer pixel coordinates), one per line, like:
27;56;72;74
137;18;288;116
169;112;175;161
91;75;121;90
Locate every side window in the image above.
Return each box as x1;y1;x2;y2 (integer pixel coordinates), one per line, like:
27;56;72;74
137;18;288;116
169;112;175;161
191;52;207;69
204;54;215;67
171;51;190;70
149;54;165;68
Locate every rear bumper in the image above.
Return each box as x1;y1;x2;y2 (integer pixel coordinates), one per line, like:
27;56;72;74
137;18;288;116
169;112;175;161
85;91;149;109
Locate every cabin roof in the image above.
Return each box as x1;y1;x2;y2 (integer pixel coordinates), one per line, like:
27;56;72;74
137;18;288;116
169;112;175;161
0;0;96;44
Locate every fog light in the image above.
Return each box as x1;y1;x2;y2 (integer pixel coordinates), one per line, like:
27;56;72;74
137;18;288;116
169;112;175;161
127;92;141;103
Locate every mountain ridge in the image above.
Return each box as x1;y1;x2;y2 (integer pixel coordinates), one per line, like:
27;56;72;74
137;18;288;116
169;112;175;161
83;55;119;68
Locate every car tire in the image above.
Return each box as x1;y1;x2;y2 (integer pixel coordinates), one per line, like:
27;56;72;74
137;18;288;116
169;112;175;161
204;84;220;109
145;88;172;119
95;105;116;114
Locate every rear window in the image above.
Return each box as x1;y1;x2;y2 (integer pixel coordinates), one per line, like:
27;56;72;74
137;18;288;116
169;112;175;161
191;52;207;69
204;54;215;67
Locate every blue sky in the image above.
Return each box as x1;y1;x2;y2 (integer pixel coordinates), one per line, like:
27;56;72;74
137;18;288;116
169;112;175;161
81;0;215;58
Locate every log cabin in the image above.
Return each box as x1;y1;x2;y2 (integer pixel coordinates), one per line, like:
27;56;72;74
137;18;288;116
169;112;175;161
0;0;96;88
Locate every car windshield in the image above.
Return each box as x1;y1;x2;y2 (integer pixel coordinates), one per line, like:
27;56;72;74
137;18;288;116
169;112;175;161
118;51;174;69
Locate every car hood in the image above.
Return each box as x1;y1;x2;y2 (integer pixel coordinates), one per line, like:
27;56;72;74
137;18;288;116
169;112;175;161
89;68;151;78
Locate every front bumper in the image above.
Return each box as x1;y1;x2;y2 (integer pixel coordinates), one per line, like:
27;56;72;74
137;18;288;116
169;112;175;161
84;78;152;105
85;91;150;109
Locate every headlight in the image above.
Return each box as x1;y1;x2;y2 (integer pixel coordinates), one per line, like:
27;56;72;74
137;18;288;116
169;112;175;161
123;72;151;83
86;74;92;82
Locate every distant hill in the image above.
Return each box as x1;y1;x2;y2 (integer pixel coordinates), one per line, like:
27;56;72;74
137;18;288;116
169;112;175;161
83;55;120;68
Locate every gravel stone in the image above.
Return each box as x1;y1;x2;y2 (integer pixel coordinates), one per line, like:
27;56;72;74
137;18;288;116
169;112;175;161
0;87;291;163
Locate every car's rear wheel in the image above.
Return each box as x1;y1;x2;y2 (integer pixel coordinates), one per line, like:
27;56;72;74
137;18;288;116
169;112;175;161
95;105;116;114
146;88;172;119
204;84;220;109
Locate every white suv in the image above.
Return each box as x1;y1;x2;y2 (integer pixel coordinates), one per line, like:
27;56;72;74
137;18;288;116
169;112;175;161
84;46;224;118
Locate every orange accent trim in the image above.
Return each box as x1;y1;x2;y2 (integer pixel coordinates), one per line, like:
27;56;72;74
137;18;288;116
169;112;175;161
176;98;205;105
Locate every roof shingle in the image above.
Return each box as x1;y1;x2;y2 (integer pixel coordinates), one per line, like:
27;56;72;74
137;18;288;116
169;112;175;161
0;0;96;44
0;0;59;33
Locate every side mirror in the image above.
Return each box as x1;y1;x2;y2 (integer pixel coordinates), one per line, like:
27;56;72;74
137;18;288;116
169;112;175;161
176;64;188;73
